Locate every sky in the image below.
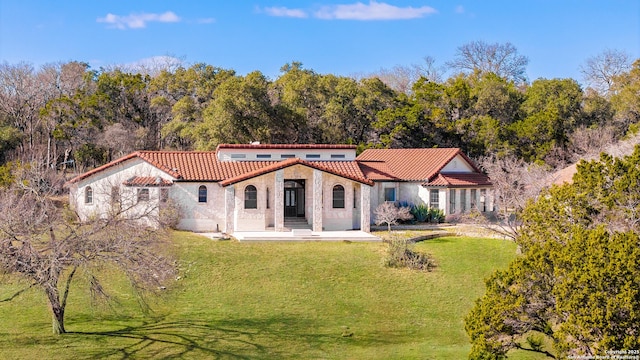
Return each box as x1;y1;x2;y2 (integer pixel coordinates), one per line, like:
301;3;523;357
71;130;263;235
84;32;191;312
1;1;639;84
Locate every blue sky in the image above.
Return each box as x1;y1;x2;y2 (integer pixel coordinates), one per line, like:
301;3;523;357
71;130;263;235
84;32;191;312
1;1;638;83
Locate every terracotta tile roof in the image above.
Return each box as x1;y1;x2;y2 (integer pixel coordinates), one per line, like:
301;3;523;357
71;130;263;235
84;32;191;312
357;148;476;181
219;158;373;186
123;176;173;187
357;161;399;181
216;143;356;150
425;173;492;187
66;152;175;185
137;151;277;181
70;151;371;186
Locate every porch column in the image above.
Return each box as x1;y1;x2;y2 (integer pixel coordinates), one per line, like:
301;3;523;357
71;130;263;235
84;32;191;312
274;169;284;232
360;185;371;232
224;185;235;233
312;169;323;232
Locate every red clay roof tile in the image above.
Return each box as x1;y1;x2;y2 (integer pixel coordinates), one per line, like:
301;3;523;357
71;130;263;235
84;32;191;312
426;173;492;187
356;148;463;181
216;144;356;151
123;176;173;187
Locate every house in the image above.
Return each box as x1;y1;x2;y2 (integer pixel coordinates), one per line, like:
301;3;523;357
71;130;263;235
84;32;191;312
67;144;493;236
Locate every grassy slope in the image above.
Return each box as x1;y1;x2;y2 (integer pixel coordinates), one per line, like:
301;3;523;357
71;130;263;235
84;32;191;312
0;232;521;359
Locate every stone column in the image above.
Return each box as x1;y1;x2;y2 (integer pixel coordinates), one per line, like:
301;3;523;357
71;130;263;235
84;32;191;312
312;169;323;232
360;184;371;232
274;170;284;232
224;186;235;233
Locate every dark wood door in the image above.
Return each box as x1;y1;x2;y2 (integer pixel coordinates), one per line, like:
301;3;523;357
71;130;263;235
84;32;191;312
284;188;297;217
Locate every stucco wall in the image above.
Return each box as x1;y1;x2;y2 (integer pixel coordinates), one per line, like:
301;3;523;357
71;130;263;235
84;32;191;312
321;172;356;231
172;182;225;232
70;158;174;224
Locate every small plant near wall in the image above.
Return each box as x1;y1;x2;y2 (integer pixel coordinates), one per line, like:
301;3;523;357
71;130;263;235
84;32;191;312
410;204;430;222
429;208;445;223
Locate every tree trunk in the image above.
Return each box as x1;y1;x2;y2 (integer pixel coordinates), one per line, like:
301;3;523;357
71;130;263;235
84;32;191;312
46;289;66;334
50;303;66;334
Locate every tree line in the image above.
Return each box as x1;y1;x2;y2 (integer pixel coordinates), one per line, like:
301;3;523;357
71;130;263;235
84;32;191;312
0;42;638;177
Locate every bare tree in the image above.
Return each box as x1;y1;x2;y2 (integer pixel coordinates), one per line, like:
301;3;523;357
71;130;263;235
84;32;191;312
472;154;552;239
580;49;631;97
374;202;413;231
369;56;444;94
567;125;616;162
447;41;529;84
0;165;176;334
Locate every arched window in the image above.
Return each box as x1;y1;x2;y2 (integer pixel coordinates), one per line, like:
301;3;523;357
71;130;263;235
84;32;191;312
85;186;93;204
198;185;207;203
333;185;345;208
244;185;257;209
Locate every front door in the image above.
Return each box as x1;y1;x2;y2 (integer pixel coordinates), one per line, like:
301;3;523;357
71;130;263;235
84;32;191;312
284;180;305;218
284;188;297;217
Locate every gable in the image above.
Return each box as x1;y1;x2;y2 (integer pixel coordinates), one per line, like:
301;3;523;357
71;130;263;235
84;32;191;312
440;154;476;173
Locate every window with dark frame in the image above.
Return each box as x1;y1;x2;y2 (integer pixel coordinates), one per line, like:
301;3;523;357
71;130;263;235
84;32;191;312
470;189;477;209
137;188;150;203
333;185;345;208
460;189;467;212
480;189;487;212
384;187;396;202
198;185;207;203
110;186;120;205
353;187;357;208
160;188;169;203
85;186;93;204
449;189;456;214
245;185;257;209
430;189;439;209
266;187;270;209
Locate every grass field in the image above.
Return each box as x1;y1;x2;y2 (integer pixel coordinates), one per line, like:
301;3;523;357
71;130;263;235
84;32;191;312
0;231;537;359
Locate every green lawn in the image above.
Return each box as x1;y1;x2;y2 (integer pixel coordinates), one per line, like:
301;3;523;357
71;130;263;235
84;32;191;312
0;232;523;359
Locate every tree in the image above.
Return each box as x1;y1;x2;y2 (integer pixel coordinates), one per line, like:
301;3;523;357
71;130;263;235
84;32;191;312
373;202;413;231
580;49;631;97
511;78;583;162
465;146;640;358
610;59;640;128
474;154;552;239
370;56;444;94
447;41;529;84
0;165;176;334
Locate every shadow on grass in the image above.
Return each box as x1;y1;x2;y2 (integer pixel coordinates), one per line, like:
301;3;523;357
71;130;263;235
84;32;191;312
52;315;405;359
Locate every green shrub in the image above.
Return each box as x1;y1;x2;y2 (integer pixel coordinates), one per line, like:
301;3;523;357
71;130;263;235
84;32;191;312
429;208;445;223
411;204;430;222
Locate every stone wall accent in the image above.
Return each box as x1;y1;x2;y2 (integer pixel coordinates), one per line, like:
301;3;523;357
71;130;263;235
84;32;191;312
361;185;371;232
312;169;323;231
224;186;234;233
274;169;284;231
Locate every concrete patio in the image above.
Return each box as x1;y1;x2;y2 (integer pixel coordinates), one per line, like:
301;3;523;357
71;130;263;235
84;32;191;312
198;230;381;242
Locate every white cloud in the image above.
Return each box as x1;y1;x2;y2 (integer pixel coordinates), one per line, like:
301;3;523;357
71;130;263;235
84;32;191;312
263;6;308;18
197;17;216;24
314;1;437;20
455;5;465;14
97;11;181;29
